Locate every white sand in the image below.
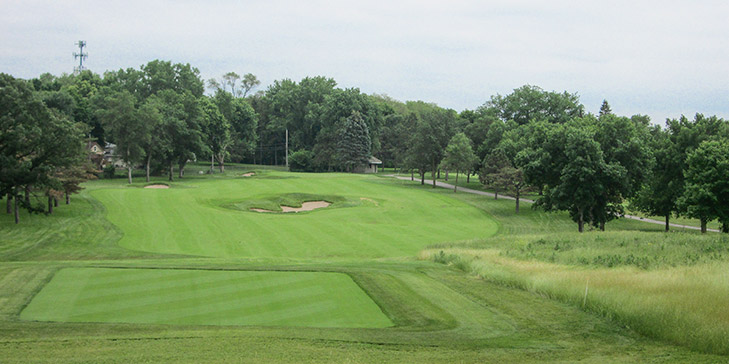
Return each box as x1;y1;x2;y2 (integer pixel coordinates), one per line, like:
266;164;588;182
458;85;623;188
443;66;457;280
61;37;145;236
250;201;331;213
280;201;331;212
144;184;169;189
242;172;255;177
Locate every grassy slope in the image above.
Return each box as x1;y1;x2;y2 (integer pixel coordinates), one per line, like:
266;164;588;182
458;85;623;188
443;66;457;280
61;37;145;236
0;188;143;261
91;171;498;259
415;184;729;355
1;262;719;363
0;166;725;362
383;168;723;230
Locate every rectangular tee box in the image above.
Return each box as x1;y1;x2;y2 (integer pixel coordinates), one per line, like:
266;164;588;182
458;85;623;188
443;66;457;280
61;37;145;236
21;268;393;328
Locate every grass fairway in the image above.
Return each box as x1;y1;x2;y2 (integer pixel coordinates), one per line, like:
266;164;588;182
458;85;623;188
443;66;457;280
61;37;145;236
1;165;727;363
21;268;392;328
91;172;498;259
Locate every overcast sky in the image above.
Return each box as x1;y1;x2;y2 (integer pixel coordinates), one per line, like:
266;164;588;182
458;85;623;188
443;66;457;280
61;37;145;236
1;0;727;124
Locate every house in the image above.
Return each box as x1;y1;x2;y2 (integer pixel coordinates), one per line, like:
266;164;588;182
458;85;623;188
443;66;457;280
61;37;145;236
364;156;382;173
87;141;103;155
104;142;127;168
87;141;104;169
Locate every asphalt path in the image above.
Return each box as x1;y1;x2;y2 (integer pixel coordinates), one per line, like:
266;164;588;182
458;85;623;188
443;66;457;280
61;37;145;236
387;174;720;233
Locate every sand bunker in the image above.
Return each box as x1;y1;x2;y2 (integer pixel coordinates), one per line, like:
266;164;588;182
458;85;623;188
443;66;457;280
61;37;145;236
250;201;331;213
242;172;255;177
144;184;169;189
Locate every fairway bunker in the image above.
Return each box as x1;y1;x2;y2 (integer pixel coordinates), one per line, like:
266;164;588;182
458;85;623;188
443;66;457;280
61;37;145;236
251;201;331;213
242;172;255;177
21;268;393;328
144;184;169;189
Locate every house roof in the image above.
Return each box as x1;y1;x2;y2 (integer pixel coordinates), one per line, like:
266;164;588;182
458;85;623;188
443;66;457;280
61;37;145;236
368;156;382;165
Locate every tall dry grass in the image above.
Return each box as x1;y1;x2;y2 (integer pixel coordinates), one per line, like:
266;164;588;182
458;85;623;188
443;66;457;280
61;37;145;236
422;248;729;355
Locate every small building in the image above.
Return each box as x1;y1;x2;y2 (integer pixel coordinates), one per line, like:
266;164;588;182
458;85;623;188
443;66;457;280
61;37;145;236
104;142;127;168
87;141;104;169
87;141;103;155
364;156;382;173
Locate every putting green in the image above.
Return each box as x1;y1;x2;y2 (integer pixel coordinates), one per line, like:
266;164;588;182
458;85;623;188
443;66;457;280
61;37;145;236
21;268;393;328
91;173;498;259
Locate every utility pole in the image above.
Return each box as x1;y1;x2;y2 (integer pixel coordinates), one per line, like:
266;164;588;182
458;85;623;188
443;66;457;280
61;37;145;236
285;129;289;168
73;41;88;74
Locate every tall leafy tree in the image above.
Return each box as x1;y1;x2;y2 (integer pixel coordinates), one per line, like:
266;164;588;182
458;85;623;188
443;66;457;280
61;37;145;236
680;138;729;233
54;163;97;205
222;72;241;97
631;126;682;231
213;90;257;162
208;72;260;98
149;90;206;180
200;97;232;172
311;88;382;170
484;85;584;125
589;113;652;230
379;111;417;170
103;67;145;102
240;73;260;97
404;103;456;187
479;150;511;199
141;60;204;99
0;74;85;223
480;149;526;212
537;125;614;232
138;98;167;182
94;90;149;184
62;71;103;144
663;114;726;227
441;133;477;192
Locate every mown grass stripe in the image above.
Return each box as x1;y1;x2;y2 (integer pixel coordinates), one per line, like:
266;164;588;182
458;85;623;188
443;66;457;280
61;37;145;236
69;271;326;312
92;173;497;259
21;268;393;328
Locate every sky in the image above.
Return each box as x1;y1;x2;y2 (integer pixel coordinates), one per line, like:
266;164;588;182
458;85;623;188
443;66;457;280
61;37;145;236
1;0;727;124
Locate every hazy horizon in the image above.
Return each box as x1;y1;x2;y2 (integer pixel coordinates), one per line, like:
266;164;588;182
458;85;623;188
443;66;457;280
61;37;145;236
2;1;727;124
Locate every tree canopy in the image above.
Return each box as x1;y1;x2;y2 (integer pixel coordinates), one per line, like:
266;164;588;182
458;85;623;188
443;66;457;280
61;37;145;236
6;62;728;234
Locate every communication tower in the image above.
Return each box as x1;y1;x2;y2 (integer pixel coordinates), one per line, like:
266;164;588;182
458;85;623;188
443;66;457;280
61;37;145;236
73;40;88;74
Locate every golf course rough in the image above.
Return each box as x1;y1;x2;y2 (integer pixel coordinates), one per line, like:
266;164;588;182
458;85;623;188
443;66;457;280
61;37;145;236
91;173;499;259
21;268;393;328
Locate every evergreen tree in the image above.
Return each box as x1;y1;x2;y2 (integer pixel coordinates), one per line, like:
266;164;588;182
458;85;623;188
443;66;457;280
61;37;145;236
336;111;371;172
599;99;612;116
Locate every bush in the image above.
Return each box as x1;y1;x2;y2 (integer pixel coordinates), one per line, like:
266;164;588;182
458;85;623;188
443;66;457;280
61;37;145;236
103;164;116;179
289;150;315;172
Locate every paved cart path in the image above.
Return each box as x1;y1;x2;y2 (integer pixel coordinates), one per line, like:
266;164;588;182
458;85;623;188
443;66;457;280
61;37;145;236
387;174;720;233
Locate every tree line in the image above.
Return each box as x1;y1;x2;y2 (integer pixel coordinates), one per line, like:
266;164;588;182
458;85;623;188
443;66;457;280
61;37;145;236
2;61;727;232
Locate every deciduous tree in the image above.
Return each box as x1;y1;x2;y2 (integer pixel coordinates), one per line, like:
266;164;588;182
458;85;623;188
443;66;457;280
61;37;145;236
94;90;149;184
484;85;584;125
441;133;477;192
680;139;729;233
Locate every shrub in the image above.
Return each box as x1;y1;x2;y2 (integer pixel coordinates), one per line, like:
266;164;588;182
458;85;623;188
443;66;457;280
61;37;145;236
103;164;116;179
289;150;315;172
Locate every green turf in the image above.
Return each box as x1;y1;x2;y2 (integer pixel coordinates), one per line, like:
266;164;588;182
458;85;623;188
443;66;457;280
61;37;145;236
90;172;499;259
2;166;728;362
20;268;392;328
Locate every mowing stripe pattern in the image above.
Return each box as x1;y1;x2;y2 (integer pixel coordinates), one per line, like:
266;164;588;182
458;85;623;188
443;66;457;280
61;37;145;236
20;268;393;328
91;173;498;259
